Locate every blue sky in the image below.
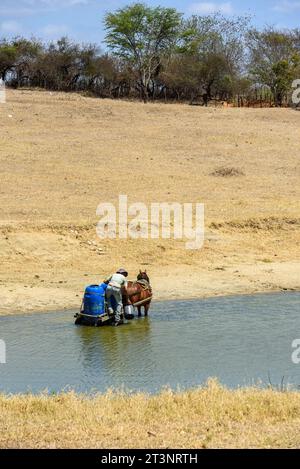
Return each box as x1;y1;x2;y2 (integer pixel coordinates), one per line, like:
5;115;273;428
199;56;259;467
0;0;300;47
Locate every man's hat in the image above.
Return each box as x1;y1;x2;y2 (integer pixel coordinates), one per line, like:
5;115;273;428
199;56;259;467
117;268;128;275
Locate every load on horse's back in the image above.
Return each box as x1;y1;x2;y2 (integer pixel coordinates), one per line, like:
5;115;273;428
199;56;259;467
124;270;152;317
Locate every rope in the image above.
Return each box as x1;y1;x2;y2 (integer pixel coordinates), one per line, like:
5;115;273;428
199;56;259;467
77;312;107;319
131;296;153;307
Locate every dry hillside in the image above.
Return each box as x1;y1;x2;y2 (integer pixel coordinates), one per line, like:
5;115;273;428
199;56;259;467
0;89;299;314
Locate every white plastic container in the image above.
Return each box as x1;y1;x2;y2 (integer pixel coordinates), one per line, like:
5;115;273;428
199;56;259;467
124;305;134;318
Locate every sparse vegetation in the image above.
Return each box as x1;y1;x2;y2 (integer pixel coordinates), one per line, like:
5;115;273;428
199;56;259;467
210;166;245;177
1;3;300;106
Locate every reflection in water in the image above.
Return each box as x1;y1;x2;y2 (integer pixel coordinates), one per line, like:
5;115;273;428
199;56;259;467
0;292;299;394
74;319;155;388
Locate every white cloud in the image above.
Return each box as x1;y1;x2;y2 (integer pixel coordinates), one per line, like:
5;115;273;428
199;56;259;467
0;20;23;34
40;24;70;38
23;0;88;6
0;0;89;16
188;2;233;15
273;1;300;12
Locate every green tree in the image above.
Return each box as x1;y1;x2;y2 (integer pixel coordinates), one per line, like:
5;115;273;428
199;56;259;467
0;40;17;80
247;28;300;106
176;13;249;104
104;2;182;101
12;38;42;87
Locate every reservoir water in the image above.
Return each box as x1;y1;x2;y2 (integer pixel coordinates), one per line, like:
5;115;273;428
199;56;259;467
0;292;299;394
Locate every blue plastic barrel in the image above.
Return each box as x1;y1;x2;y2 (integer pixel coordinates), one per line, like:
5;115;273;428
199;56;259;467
83;284;108;316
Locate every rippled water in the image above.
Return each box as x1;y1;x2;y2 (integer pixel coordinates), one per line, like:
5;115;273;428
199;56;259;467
0;292;299;394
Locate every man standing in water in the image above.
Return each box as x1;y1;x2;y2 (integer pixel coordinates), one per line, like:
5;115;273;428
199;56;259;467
105;268;128;326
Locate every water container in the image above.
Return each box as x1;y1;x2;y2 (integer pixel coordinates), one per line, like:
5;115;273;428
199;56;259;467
83;284;107;316
124;304;134;319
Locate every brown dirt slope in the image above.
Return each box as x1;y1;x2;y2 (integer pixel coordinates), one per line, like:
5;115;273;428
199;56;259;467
0;89;299;314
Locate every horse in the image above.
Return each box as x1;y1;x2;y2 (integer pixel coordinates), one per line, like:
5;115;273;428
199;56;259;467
123;270;152;317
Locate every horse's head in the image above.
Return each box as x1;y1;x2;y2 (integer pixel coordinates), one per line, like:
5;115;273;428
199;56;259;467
137;269;150;283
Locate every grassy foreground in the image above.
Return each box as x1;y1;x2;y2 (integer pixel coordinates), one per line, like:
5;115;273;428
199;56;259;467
1;381;300;448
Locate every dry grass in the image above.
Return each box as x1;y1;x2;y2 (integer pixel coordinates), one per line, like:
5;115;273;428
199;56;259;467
1;381;300;448
1;89;299;225
0;89;299;313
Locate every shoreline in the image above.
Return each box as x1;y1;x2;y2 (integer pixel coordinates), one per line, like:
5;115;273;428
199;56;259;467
1;275;299;317
1;91;300;317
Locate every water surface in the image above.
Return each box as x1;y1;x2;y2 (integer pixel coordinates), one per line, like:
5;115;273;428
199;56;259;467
0;292;299;394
